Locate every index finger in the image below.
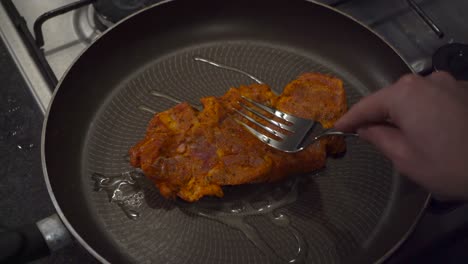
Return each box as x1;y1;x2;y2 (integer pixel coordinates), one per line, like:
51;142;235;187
335;84;396;132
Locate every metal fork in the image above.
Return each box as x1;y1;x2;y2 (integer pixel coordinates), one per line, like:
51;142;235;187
234;96;358;153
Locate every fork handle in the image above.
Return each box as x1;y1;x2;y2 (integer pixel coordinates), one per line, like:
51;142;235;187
316;129;359;139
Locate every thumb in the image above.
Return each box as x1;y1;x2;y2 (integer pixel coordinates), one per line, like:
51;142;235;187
358;124;411;169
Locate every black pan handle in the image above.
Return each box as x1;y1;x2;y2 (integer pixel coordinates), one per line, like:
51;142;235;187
426;194;465;215
0;214;72;263
432;43;468;81
424;52;468;214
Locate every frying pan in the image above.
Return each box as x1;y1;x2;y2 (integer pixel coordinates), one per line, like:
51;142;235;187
0;0;429;263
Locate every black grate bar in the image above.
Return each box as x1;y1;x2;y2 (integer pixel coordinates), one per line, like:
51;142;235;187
2;0;58;88
34;0;96;47
407;0;444;39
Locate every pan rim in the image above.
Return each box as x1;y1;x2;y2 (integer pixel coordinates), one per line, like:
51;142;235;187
41;0;430;263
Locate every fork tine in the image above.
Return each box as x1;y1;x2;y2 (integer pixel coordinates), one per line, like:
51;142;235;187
235;119;285;149
234;109;287;139
239;102;295;132
241;96;297;123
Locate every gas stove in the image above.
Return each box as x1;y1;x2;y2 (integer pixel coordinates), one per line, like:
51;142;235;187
1;0;468;263
1;0;468;113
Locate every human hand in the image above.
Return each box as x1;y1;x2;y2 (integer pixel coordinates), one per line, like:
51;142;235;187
335;72;468;199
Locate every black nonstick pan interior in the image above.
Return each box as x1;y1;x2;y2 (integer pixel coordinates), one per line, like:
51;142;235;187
42;0;429;263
